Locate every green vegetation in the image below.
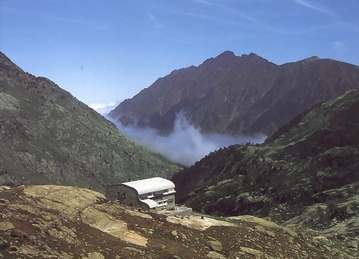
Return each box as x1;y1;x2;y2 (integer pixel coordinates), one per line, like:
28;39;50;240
174;90;359;254
0;52;179;191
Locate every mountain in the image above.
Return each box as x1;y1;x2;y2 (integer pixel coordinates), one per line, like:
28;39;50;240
0;185;353;258
109;51;359;136
0;52;179;191
172;90;359;252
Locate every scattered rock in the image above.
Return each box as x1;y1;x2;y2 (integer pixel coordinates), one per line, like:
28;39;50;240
313;235;331;246
207;251;226;259
0;198;9;204
123;246;145;254
8;245;18;252
239;247;264;258
0;221;15;231
171;230;178;238
85;252;105;259
207;239;223;252
347;240;358;250
10;229;29;240
255;225;276;237
180;233;187;240
230;215;298;238
167;215;236;231
47;226;78;244
81;206;147;247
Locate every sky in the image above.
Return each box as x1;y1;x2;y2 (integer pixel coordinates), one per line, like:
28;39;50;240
1;0;359;110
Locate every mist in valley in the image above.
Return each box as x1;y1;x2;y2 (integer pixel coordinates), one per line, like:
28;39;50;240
107;113;266;166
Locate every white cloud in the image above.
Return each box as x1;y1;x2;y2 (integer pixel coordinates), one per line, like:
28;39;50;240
190;0;258;24
89;102;118;115
109;113;265;166
2;6;109;30
193;0;214;6
293;0;336;16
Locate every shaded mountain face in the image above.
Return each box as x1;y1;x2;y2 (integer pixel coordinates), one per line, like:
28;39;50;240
0;52;179;191
109;51;359;136
172;90;359;250
0;185;353;258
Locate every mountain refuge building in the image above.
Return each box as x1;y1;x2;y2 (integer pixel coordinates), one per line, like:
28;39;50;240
106;177;176;210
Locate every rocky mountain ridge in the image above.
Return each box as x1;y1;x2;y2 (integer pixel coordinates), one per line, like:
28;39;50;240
0;51;179;191
173;90;359;255
109;51;359;136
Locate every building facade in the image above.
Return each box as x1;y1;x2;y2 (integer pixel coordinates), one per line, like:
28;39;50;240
106;177;176;210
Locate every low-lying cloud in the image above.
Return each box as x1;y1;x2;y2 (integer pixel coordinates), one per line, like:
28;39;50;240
108;113;265;166
90;101;120;115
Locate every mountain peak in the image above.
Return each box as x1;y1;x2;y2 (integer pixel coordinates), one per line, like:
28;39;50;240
200;50;237;67
212;50;237;63
300;56;320;63
203;51;267;67
0;52;11;65
239;52;267;63
0;51;15;65
216;50;236;58
0;51;24;73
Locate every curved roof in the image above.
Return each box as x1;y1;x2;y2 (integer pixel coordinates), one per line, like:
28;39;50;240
122;177;175;195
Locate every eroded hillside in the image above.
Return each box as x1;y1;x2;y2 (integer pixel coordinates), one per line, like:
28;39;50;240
173;90;359;255
0;185;353;258
0;52;179;190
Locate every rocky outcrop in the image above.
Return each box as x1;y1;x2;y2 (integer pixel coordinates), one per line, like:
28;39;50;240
0;52;179;190
173;90;359;255
0;185;353;258
110;51;359;136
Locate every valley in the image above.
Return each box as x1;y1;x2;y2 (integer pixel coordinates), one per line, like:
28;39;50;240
2;0;359;257
0;51;358;258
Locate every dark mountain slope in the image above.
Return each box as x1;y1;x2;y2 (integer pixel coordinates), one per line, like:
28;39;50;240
173;90;359;249
0;52;179;191
110;52;359;136
109;51;279;134
235;57;359;135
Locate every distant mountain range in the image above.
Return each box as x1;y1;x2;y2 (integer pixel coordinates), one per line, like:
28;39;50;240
173;90;359;251
109;51;359;137
0;52;179;191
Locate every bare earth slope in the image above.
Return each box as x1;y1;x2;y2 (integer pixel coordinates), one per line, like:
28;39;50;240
110;52;359;136
0;185;354;258
173;90;359;255
0;52;179;191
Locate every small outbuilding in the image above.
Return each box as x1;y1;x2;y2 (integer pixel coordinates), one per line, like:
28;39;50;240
106;177;176;210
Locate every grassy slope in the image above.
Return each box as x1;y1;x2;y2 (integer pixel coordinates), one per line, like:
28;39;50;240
0;52;179;191
173;90;359;252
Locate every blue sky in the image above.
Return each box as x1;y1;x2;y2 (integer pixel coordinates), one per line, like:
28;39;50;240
1;0;359;110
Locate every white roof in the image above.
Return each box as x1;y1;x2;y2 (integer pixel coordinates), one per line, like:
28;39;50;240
122;177;175;195
140;199;158;209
